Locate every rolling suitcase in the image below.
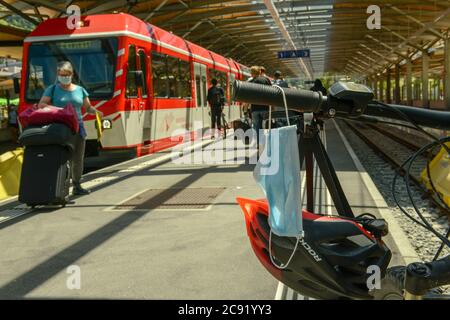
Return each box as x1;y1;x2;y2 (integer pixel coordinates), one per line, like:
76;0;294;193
18;123;75;208
19;145;71;207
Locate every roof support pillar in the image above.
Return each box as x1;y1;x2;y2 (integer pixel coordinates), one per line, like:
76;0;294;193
394;64;401;104
445;37;450;110
371;76;378;100
379;76;384;102
406;59;413;106
422;53;430;108
386;69;392;104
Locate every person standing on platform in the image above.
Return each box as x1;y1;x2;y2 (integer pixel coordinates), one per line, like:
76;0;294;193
260;66;271;83
249;66;271;150
243;67;260;115
7;104;18;143
273;71;289;88
309;79;327;131
271;71;290;113
310;79;327;96
38;61;103;196
207;78;225;139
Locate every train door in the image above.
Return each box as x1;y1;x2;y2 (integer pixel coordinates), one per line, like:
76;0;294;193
125;45;141;141
125;44;149;145
137;49;151;143
193;62;209;131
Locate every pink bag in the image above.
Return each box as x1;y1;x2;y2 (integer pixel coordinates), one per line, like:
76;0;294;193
19;103;79;133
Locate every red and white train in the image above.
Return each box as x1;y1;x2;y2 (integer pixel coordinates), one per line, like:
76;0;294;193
19;13;250;156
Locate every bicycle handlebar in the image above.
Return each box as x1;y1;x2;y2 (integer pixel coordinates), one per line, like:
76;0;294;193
234;80;326;113
233;80;450;130
406;255;450;296
365;103;450;130
234;80;450;295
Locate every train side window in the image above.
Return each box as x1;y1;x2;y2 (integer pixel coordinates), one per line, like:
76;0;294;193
167;55;179;98
138;50;148;98
151;52;168;98
179;59;192;98
126;45;138;98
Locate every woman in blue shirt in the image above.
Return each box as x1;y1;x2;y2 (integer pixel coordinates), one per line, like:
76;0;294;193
38;61;103;196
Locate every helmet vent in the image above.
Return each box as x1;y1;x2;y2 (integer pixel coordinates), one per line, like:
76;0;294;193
249;225;257;238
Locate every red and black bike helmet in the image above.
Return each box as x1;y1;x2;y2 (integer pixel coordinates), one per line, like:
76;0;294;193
237;197;392;300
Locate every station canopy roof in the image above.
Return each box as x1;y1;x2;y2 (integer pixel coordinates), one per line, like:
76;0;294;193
0;0;449;80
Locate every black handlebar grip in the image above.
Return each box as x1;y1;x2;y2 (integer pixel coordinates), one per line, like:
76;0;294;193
405;255;450;296
233;80;325;113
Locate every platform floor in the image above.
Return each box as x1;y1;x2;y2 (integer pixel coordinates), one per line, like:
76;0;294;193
0;120;418;299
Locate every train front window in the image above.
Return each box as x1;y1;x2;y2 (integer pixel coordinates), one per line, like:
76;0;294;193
26;38;118;101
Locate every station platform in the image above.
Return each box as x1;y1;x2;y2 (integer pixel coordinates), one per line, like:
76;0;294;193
0;120;418;299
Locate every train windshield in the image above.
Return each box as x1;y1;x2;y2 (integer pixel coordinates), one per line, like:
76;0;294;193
25;38;118;101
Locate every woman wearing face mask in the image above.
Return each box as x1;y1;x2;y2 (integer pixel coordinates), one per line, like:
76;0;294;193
38;61;103;196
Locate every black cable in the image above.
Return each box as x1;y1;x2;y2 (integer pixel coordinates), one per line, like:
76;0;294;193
372;101;450;253
403;138;450;248
426;145;450;212
433;228;450;261
392;154;429;229
425;145;450;260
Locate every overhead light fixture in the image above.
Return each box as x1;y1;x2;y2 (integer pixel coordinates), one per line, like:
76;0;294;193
311;15;332;19
309;21;332;26
307;5;333;10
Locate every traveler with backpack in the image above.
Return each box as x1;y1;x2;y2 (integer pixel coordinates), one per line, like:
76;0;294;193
270;71;289;112
310;79;327;95
273;70;289;88
37;61;103;196
260;66;271;84
207;78;225;139
249;66;271;148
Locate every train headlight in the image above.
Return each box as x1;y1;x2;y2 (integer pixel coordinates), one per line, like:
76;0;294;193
102;119;112;130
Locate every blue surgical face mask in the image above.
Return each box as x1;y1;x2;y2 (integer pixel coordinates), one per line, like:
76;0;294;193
254;125;303;238
58;75;72;85
253;86;304;270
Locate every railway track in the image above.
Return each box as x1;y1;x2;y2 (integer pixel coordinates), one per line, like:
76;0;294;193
344;120;449;218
